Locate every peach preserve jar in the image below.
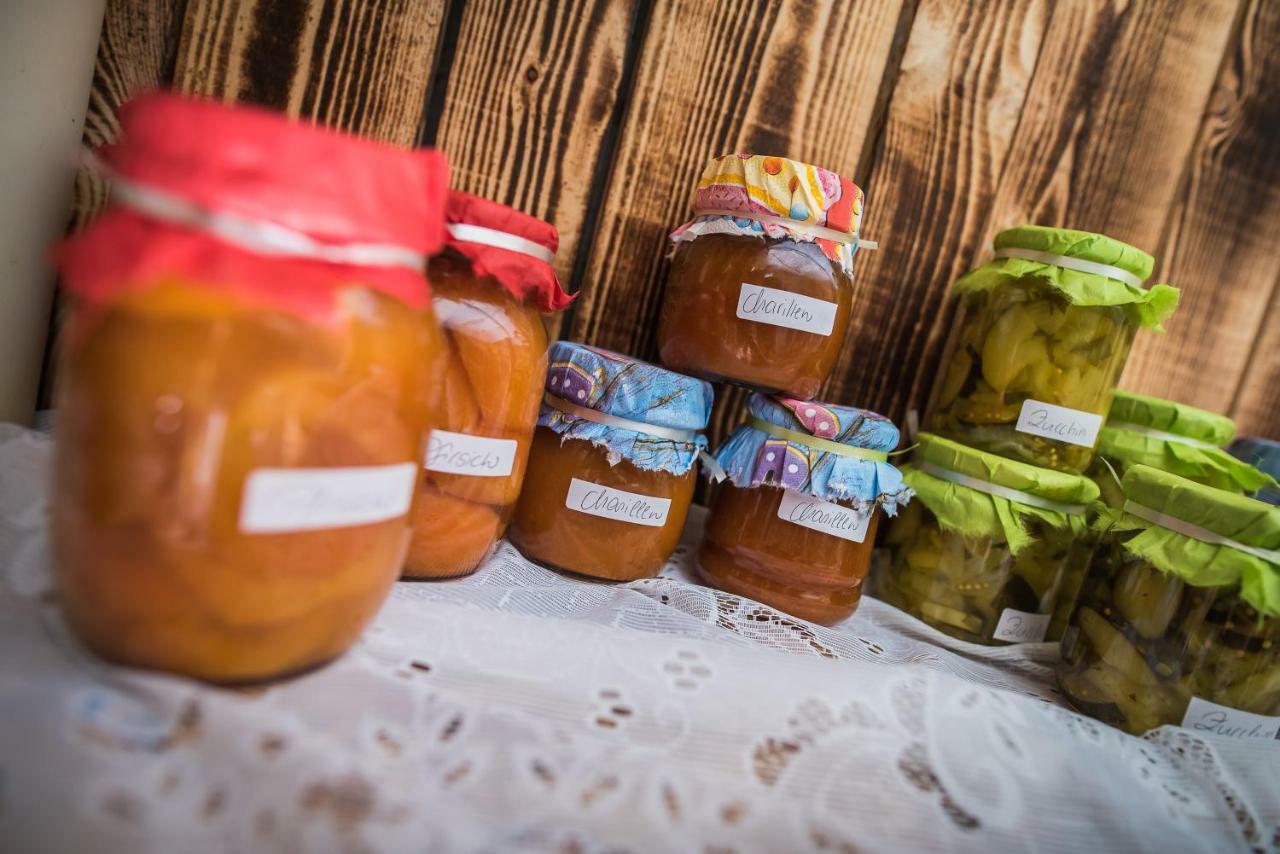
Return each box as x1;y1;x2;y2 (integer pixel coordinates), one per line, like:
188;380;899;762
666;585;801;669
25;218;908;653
508;342;713;581
52;94;448;682
698;394;912;624
657;154;869;399
404;192;571;578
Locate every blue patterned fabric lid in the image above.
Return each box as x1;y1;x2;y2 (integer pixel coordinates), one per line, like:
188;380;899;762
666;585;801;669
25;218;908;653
1230;438;1280;506
538;341;713;475
712;393;913;511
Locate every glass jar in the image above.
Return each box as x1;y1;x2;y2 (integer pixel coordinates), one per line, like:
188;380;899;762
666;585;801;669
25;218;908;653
508;342;712;581
52;94;448;683
657;154;867;399
928;226;1179;473
1058;466;1280;737
875;433;1099;645
697;395;911;624
404;192;570;578
1086;390;1273;507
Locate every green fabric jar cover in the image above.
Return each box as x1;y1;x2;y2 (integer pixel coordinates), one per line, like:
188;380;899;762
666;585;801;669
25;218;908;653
903;433;1100;554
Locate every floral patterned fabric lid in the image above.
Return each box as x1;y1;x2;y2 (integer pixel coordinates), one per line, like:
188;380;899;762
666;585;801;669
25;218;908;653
669;154;867;275
711;393;911;512
538;342;713;475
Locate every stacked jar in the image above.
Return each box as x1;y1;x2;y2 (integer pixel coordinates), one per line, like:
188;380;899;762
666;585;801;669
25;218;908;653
880;226;1180;646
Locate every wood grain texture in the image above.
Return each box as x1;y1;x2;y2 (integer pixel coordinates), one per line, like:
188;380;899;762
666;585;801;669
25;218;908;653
1233;272;1280;437
420;0;641;296
1121;0;1280;437
823;0;1050;424
174;0;448;145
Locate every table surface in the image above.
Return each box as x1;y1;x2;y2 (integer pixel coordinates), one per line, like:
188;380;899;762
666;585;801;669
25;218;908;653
0;425;1276;853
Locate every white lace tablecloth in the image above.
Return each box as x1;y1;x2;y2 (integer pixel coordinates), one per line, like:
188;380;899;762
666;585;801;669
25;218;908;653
0;425;1276;853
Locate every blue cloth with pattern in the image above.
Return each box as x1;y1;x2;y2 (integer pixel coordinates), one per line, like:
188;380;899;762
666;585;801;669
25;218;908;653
1230;437;1280;506
713;393;912;511
538;341;713;475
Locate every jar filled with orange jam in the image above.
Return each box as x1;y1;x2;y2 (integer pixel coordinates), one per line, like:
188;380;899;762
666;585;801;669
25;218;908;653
657;154;868;399
404;193;571;578
698;395;912;624
52;94;448;683
508;342;713;581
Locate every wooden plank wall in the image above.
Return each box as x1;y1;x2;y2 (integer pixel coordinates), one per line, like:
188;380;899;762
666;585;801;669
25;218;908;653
52;0;1280;441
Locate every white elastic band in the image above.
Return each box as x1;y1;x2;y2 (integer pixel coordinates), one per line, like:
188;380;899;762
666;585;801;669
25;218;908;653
543;393;697;443
94;158;426;271
448;223;555;264
916;460;1088;515
693;208;877;250
993;247;1142;288
1105;421;1220;451
1123;500;1280;565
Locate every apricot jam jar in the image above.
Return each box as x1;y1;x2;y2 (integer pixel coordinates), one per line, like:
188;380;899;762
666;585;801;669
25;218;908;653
508;342;713;581
657;154;869;399
52;94;448;683
698;394;912;624
404;192;572;579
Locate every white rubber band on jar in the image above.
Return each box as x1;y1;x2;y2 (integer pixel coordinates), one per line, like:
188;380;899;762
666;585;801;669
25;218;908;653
915;460;1089;515
543;393;699;443
1122;500;1280;565
1104;422;1221;450
692;208;878;250
447;223;555;264
992;247;1143;288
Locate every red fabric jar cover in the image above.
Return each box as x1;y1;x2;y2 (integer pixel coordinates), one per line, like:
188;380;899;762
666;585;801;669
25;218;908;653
444;191;572;312
57;92;449;323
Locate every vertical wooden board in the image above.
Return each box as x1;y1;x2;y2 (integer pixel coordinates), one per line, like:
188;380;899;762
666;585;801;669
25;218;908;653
422;0;640;296
822;0;1050;421
1122;0;1280;420
173;0;448;145
567;0;909;361
1232;273;1280;437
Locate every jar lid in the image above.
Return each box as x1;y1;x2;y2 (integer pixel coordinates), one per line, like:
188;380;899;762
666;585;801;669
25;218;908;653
911;433;1099;509
442;192;572;312
993;226;1154;283
1105;390;1235;446
1230;438;1280;506
1121;465;1280;549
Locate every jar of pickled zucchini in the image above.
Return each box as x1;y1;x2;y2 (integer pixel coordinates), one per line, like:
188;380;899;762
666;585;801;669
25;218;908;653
404;192;571;578
875;433;1099;645
52;94;448;682
698;394;912;624
508;342;713;581
1058;465;1280;738
1088;390;1274;507
928;226;1179;473
657;154;868;399
1229;437;1280;506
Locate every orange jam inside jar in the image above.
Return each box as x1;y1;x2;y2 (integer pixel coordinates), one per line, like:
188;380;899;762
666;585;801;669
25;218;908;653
51;94;449;683
697;395;911;624
657;154;868;399
405;193;571;578
508;343;713;581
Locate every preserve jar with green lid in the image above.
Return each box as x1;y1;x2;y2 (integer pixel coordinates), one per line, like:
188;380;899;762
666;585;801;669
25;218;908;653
1088;390;1275;506
876;432;1099;645
1058;465;1280;738
928;226;1179;473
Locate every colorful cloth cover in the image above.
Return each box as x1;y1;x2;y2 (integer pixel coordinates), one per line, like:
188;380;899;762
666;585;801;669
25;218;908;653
713;393;911;513
538;341;713;475
669;154;866;275
1230;437;1280;506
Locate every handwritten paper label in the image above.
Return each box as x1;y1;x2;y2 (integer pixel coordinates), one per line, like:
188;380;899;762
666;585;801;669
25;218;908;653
1015;399;1103;448
425;430;517;477
565;478;671;527
239;463;417;533
736;283;837;336
777;490;871;543
1181;697;1280;741
992;608;1051;644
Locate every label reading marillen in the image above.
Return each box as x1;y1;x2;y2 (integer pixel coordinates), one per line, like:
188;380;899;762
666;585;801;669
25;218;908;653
736;283;837;337
425;429;517;478
1015;399;1103;448
564;478;671;528
992;608;1051;644
239;463;417;533
776;490;871;543
1181;696;1280;741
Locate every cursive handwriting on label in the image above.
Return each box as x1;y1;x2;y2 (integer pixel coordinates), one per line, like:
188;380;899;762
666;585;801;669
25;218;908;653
992;608;1051;644
425;430;517;477
1181;697;1280;741
239;463;417;533
1015;399;1103;448
776;490;871;543
564;478;671;527
736;283;837;336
